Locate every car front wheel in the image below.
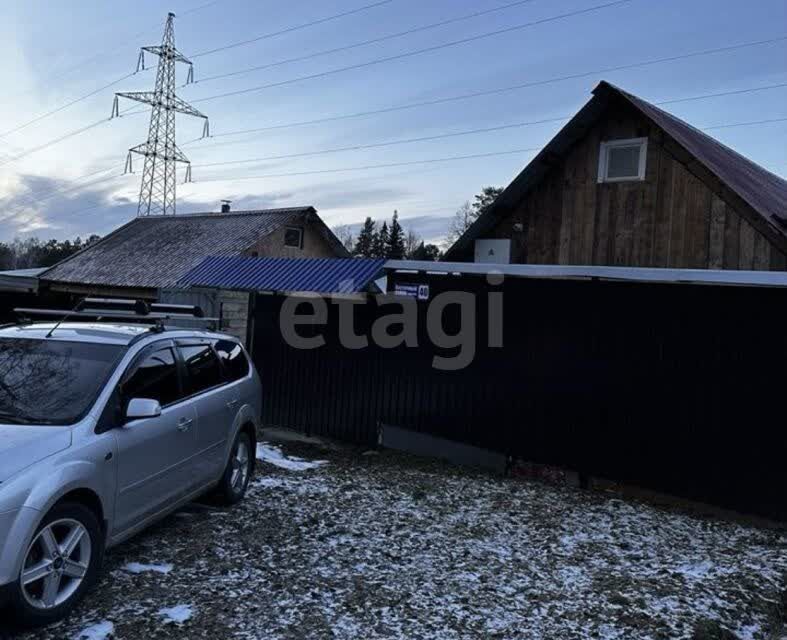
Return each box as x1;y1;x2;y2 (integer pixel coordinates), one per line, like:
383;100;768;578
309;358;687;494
8;502;104;628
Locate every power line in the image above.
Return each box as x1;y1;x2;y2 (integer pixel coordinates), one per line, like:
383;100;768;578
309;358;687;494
7;33;786;222
0;71;143;141
0;2;227;142
703;117;787;130
191;0;395;58
12;108;787;227
0;170;127;227
178;0;228;17
4;21;165;107
0;166;119;213
190;113;787;170
7;2;222;104
192;0;542;84
656;82;787;105
187;38;787;142
189;0;636;104
192;148;549;183
0;0;633;168
7;85;786;223
9;28;784;169
193;120;565;167
190;81;787;154
0;118;112;168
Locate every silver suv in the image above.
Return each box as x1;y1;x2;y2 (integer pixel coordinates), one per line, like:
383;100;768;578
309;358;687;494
0;317;261;628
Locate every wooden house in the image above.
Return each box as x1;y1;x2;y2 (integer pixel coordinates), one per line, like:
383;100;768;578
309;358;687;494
444;81;787;270
37;206;348;341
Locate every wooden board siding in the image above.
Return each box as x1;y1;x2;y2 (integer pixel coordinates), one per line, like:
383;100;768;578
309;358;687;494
245;218;340;259
482;102;786;270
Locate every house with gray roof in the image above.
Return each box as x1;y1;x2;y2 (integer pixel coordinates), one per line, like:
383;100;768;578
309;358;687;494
39;205;349;341
444;81;787;270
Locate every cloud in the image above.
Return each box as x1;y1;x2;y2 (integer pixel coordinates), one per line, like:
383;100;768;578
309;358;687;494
300;184;411;211
397;214;454;244
0;173;129;242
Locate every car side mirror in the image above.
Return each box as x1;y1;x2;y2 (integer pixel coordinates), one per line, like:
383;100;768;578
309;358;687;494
125;398;162;421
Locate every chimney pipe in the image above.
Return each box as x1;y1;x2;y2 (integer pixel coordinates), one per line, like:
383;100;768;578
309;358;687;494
220;200;231;213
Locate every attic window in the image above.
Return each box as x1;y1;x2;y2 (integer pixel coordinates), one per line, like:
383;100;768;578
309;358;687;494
284;227;303;249
598;137;648;183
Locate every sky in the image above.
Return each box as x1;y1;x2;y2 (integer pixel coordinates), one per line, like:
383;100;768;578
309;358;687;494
0;0;785;246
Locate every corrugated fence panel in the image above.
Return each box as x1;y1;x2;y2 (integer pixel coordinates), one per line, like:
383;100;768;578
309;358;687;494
252;276;787;520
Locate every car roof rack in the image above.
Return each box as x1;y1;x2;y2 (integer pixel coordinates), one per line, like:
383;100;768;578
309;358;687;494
13;297;219;334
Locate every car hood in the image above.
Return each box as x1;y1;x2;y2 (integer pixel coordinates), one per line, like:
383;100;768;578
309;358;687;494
0;425;72;483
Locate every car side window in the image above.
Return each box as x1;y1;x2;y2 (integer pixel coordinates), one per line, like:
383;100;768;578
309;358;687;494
180;344;224;396
214;339;250;382
122;347;181;407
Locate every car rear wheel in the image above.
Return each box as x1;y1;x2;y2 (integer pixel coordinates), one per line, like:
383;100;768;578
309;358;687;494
215;431;253;505
8;502;103;628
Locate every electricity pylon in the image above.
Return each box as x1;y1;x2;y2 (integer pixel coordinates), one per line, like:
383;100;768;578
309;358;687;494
112;12;209;216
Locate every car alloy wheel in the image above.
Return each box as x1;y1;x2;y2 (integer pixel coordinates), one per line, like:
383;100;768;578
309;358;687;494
230;438;250;493
20;518;92;610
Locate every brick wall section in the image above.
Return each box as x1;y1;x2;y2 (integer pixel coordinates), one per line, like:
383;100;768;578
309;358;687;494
218;290;250;344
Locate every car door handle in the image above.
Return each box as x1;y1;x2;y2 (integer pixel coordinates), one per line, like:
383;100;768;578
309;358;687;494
226;399;239;410
177;417;193;432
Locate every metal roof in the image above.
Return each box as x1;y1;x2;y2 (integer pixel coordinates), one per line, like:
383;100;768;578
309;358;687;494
177;256;386;294
612;82;787;233
387;260;787;288
0;267;46;293
40;208;347;290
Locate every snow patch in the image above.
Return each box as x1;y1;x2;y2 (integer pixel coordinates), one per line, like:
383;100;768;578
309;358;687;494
256;443;328;471
158;604;194;624
123;562;173;574
72;621;114;640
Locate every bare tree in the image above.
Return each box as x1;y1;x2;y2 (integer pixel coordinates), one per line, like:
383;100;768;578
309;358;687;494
405;229;421;258
445;201;474;246
332;224;355;253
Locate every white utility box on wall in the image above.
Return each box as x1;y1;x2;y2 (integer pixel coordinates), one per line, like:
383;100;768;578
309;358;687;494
474;239;511;264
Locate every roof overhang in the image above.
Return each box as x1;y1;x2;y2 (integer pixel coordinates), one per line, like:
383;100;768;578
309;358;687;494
0;268;46;293
386;260;787;288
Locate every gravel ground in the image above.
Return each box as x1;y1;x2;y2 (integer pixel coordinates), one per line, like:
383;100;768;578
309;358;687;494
10;438;787;640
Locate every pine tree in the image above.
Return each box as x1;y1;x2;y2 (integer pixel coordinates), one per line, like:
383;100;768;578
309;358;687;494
386;210;406;259
472;186;504;217
373;222;389;258
353;217;376;257
409;241;441;261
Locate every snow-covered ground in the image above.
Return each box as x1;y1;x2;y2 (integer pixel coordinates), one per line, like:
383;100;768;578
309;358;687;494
17;439;787;640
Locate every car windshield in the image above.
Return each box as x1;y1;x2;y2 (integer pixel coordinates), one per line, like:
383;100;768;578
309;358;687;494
0;338;123;425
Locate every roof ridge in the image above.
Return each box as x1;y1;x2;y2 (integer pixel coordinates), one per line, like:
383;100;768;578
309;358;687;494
141;206;316;219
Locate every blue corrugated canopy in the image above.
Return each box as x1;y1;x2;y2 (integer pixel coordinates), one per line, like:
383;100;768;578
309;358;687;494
177;256;386;294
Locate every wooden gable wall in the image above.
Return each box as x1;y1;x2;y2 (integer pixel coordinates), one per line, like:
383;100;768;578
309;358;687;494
481;102;786;270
